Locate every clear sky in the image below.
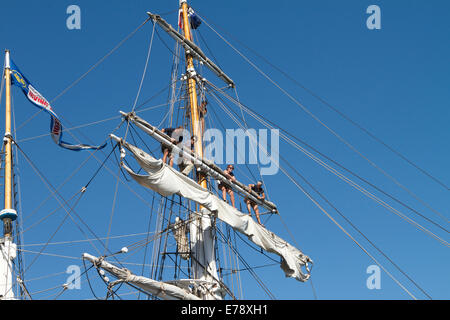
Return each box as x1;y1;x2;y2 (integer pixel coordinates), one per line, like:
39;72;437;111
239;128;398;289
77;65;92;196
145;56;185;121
0;0;448;300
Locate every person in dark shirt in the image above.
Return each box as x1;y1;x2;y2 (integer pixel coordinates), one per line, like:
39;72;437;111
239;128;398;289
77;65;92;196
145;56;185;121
199;100;207;134
218;164;236;208
161;126;183;167
245;181;265;226
186;100;207;135
178;135;196;176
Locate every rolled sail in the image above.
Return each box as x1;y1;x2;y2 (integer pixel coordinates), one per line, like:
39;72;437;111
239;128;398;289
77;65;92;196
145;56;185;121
120;141;313;282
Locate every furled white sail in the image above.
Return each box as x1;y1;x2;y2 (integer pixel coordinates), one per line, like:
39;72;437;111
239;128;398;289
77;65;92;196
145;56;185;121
82;253;201;300
119;141;313;282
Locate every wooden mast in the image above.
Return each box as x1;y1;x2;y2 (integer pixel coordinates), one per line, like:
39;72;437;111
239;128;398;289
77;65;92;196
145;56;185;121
0;49;17;300
179;1;222;299
2;50;15;238
180;0;206;189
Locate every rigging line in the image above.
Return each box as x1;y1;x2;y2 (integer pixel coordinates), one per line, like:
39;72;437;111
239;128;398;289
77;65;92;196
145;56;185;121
197;14;449;223
210;90;423;300
19;232;155;248
207;97;257;183
209;87;449;232
92;143;121;255
37;264;93;300
196;29;223;70
85;290;140;300
21;191;83;274
49;112;158;211
50;17;151;104
131;21;156;113
14;142;129;271
21;248;188;269
167;41;180;127
122;20;156;163
20;191;82;237
103;166;122;255
14;98;174;143
153;22;183;61
197;16;450;192
134;81;181;112
221;263;279;275
128;124;156;158
206;83;450;244
83;258;101;300
138;193;156;301
273;162;419;299
11;17;151;137
233;86;270;201
215;227;276;300
210;87;444;299
21;120;124;226
188;253;237;300
24;271;67;282
280;153;433;300
16;114;123;143
11;93;27;285
223;96;450;229
84;142;119;189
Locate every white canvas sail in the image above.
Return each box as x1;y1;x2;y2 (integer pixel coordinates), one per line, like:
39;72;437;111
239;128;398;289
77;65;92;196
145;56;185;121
117;140;313;282
82;253;200;300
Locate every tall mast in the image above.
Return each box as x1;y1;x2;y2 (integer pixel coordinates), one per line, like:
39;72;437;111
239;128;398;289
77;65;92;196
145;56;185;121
0;50;18;300
179;1;221;299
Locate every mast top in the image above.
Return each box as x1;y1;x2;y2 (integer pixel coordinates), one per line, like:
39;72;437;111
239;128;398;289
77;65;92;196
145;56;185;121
4;49;10;69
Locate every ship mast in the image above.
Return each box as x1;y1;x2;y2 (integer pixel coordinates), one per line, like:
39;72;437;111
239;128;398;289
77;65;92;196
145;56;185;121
179;0;221;299
0;49;18;300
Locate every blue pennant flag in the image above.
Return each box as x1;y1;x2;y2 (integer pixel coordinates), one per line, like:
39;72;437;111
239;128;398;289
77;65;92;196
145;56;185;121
9;59;106;151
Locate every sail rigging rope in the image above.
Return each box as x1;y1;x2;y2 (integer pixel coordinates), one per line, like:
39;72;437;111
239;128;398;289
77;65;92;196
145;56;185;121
207;83;449;233
11;17;152;138
116;22;157;253
204;86;436;299
196;13;448;224
51;18;151;105
18;121;125;234
196;14;450;192
280;153;433;299
14;141;134;273
206;82;449;246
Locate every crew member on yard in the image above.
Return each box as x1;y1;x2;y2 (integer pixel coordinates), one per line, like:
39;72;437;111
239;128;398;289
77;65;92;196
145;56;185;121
245;181;265;226
178;135;196;176
218;164;236;208
161;126;183;167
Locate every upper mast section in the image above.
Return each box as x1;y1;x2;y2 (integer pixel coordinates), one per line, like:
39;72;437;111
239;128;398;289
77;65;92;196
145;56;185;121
146;9;234;88
179;0;204;164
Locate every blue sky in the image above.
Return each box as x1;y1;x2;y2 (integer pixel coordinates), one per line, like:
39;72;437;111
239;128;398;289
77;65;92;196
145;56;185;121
0;0;448;300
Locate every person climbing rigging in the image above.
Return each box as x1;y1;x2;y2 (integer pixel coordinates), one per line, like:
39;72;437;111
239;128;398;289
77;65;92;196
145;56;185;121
218;164;236;208
161;126;183;167
177;135;196;176
186;99;207;135
199;100;207;134
245;180;265;226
